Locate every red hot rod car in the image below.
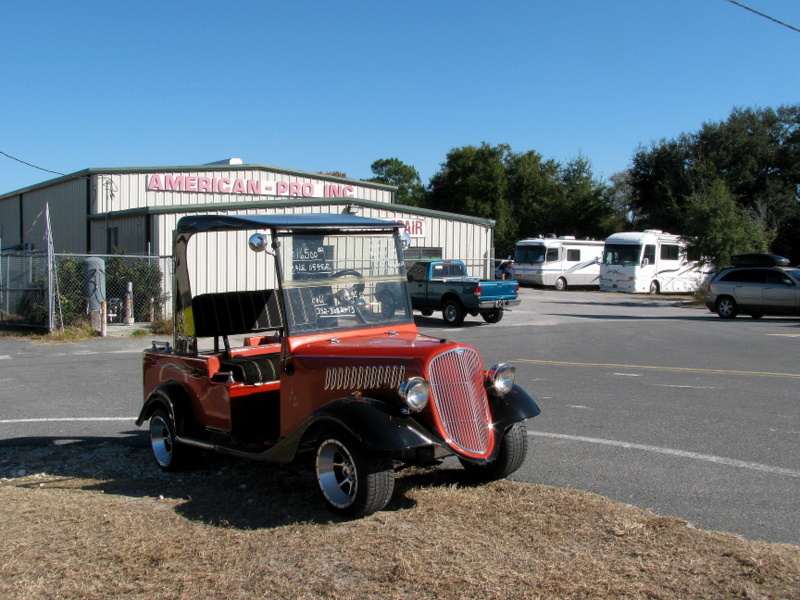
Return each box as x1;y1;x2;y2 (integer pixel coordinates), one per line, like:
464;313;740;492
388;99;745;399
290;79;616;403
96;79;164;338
137;213;540;517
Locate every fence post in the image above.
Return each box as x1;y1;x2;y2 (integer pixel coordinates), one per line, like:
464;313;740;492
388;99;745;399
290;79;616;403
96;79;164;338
100;301;107;337
125;281;134;324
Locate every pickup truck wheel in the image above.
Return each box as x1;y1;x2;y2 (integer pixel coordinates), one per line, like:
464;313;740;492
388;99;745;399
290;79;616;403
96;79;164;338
554;277;567;291
149;409;193;471
459;422;529;481
315;431;395;518
481;309;504;323
442;300;466;326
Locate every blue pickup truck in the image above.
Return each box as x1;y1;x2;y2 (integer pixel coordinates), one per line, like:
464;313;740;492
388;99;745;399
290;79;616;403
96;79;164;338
407;260;520;326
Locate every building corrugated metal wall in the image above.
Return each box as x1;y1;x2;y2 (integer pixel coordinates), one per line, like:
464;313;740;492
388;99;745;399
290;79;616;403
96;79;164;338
21;178;88;253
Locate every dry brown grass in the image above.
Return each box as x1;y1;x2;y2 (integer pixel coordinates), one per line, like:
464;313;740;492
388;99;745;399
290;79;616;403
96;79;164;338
1;443;798;600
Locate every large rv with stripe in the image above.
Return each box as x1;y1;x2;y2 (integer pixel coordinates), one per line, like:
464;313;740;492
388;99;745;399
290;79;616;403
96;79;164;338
513;236;604;290
599;230;711;294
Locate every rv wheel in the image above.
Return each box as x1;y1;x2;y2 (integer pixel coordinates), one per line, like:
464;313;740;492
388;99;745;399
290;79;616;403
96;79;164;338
648;281;660;295
554;277;567;291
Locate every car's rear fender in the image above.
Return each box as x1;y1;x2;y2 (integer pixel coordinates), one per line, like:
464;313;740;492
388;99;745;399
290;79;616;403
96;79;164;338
136;383;199;436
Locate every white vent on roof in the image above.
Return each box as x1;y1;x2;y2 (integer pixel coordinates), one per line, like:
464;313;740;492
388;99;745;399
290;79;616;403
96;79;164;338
204;158;244;165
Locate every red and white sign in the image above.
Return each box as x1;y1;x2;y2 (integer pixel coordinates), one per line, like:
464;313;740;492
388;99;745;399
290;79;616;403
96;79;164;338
146;174;356;199
397;219;426;238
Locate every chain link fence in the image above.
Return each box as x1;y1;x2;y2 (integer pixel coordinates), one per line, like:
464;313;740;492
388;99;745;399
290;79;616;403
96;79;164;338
0;252;172;332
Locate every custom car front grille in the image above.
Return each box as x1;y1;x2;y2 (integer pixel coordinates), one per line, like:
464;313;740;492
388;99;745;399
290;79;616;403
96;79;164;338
428;347;491;454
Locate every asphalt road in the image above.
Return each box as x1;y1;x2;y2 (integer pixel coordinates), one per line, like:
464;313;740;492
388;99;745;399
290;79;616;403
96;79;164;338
1;287;798;545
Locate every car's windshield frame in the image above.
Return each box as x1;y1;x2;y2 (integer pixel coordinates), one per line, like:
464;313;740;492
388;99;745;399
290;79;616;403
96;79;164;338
276;230;414;336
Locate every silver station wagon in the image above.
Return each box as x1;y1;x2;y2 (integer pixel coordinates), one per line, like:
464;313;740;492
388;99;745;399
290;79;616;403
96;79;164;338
705;254;800;319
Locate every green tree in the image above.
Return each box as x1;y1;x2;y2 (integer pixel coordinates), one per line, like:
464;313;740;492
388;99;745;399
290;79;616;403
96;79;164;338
505;149;563;240
367;158;426;207
557;155;612;239
628;135;695;232
601;170;635;234
428;143;617;257
682;178;772;269
427;143;516;254
628;104;800;261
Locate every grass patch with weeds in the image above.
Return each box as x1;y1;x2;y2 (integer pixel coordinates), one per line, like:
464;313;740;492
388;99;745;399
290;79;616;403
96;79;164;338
1;443;798;600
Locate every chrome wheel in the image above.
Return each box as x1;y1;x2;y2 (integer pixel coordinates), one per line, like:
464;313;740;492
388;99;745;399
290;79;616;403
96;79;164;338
150;410;176;469
315;432;394;517
554;277;567;291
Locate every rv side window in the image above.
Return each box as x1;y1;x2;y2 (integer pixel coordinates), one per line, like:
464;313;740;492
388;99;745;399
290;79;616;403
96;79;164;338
545;248;559;262
661;244;681;261
516;245;546;263
643;245;656;264
566;249;580;262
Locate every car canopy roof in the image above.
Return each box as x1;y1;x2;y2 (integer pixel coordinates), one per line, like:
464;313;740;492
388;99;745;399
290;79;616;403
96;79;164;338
176;213;404;235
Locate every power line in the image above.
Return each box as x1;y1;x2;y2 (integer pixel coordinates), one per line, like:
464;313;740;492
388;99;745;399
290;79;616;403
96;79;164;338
723;0;800;35
0;151;66;176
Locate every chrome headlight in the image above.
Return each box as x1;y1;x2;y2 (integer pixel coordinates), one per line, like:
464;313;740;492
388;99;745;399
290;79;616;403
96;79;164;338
486;363;516;395
398;377;430;412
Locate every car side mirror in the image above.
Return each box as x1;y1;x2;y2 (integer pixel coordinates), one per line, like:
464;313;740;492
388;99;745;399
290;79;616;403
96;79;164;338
248;233;275;255
641;258;649;267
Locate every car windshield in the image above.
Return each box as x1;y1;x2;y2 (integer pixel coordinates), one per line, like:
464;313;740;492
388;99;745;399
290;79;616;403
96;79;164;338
603;244;642;266
515;244;545;263
278;230;414;335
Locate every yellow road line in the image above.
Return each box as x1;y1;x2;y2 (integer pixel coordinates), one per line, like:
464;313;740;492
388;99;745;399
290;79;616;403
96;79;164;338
514;359;800;379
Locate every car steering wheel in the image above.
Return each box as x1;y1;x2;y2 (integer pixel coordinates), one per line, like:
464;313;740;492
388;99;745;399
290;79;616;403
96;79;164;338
330;269;367;323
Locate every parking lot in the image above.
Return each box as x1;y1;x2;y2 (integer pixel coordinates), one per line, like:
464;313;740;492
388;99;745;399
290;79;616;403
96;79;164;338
1;286;798;544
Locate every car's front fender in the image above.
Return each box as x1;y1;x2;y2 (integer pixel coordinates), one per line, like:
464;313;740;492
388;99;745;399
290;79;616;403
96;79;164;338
489;384;541;432
307;396;440;450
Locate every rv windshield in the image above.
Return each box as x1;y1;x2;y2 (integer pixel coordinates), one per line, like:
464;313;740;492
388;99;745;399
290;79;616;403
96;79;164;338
515;244;546;263
278;230;413;335
603;244;642;266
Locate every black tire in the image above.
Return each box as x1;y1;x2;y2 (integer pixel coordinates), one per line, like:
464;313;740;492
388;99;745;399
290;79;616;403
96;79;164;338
481;309;504;323
648;280;660;295
315;430;395;518
554;277;567;291
750;312;764;319
420;309;434;317
442;299;466;326
459;422;529;481
716;296;738;319
149;409;193;471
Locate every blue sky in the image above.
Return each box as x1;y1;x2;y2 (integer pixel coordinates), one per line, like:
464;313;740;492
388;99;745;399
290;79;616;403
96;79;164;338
1;1;798;193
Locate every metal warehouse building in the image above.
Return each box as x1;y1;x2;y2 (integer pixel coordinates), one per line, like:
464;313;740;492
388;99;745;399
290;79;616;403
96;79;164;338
0;160;496;276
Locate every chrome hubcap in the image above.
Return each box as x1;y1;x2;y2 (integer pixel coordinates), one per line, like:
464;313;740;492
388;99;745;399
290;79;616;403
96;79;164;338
316;439;357;508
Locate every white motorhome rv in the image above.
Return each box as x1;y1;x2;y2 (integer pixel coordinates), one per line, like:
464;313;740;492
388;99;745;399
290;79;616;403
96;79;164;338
599;230;709;294
514;237;604;290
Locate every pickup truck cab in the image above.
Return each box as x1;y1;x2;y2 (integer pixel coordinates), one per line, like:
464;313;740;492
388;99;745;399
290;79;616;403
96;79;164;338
137;214;540;518
408;260;521;326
